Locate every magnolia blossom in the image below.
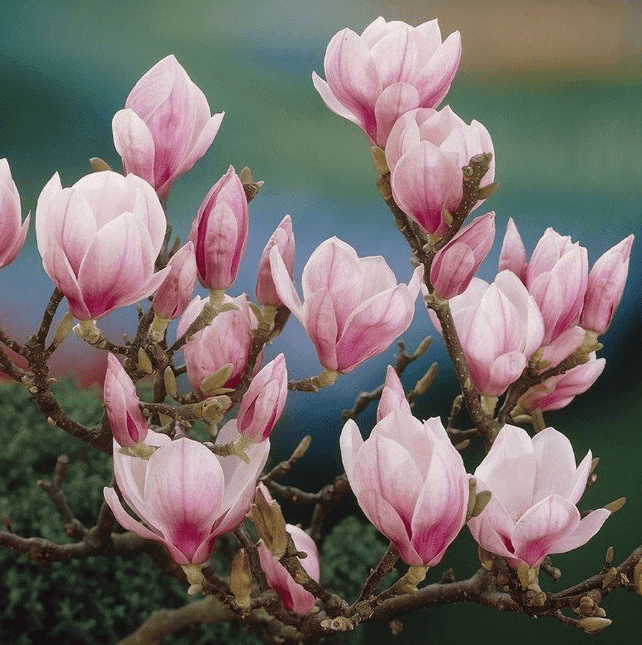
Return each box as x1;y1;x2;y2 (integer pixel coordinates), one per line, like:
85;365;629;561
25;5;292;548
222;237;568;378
312;17;461;146
35;171;168;320
377;365;410;422
188;166;248;290
103;353;148;447
113;55;224;198
258;524;320;614
386;107;494;235
256;215;295;308
178;294;259;392
468;425;610;568
0;158;30;270
341;407;469;566
104;425;269;565
152;241;197;320
270;237;423;373
581;235;634;335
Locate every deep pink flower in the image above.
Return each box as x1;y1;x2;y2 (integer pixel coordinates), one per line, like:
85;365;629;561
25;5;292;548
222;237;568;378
188;166;248;290
113;55;224;199
104;425;268;565
341;407;469;566
270;237;423;373
0;158;30;270
35;171;168;320
312;17;461;147
386;107;494;235
256;215;295;307
103;353;148;447
468;425;610;568
152;241;197;319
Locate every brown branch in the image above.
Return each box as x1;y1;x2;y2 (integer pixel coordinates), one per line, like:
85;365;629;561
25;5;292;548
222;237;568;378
356;543;400;603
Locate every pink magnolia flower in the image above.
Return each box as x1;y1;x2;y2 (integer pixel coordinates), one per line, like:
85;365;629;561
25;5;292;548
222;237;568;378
35;171;168;321
430;212;495;298
112;55;224;199
258;523;320;614
103;353;148;447
386;107;494;235
152;241;197;320
0;158;30;270
377;365;410;422
256;215;295;308
468;425;610;568
340;407;469;566
104;424;269;565
188;166;248;290
237;354;288;443
580;235;634;335
498;217;527;281
270;237;423;374
312;17;461;147
177;294;259;392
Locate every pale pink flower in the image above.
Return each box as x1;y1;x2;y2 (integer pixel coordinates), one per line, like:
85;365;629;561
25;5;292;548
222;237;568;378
35;171;168;320
270;237;423;373
152;241;197;319
0;159;30;270
386;107;494;235
377;365;410;422
256;215;295;307
580;235;634;335
341;407;469;566
312;17;461;147
103;353;148;447
498;217;527;281
188;166;248;290
113;55;224;198
258;524;320;614
104;425;269;565
468;425;610;568
430;212;495;298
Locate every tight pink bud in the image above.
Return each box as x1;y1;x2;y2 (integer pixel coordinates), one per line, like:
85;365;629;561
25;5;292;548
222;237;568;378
256;215;295;307
377;365;410;422
152;241;197;319
0;159;30;270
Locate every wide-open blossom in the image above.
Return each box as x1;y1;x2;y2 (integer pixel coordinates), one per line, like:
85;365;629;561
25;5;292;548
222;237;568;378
177;294;259;392
256;215;295;308
35;171;168;321
113;55;224;199
341;407;469;566
104;424;269;565
271;237;423;373
312;17;461;147
468;425;610;568
0;158;30;270
386;107;494;235
188;166;248;290
103;353;148;447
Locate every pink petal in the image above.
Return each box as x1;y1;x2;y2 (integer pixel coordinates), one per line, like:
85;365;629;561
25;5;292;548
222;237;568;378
112;109;156;186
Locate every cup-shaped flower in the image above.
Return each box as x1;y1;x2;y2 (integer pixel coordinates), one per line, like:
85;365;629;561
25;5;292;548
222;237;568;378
152;241;197;319
270;237;423;374
580;235;634;335
188;166;248;291
177;294;259;393
435;272;545;397
312;17;461;147
0;159;30;270
377;365;411;422
256;215;295;307
468;425;610;568
386;107;494;235
104;425;269;565
258;523;320;614
340;407;469;566
103;353;148;447
430;212;495;299
237;354;288;443
112;55;224;199
35;171;168;321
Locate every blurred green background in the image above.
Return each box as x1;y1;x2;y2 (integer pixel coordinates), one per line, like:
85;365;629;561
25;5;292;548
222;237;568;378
1;0;641;642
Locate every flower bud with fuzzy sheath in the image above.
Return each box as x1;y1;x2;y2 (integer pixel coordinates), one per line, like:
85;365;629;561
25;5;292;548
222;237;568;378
188;166;248;290
152;241;197;319
341;407;469;566
256;215;295;307
312;17;461;147
468;425;610;568
0;158;30;270
112;55;224;199
103;353;148;447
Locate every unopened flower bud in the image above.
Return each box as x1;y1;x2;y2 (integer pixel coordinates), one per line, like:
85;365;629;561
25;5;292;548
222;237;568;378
250;485;287;560
230;549;253;609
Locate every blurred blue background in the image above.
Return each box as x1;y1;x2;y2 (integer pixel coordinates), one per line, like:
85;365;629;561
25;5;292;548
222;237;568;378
1;0;641;642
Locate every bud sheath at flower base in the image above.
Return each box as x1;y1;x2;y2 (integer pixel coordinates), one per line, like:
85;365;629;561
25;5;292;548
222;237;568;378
256;215;295;308
112;55;224;199
0;158;30;270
